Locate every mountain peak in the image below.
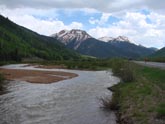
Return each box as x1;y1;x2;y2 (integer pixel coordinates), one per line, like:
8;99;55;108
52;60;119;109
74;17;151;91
57;29;69;37
98;36;114;42
116;36;130;42
51;29;92;49
99;36;131;43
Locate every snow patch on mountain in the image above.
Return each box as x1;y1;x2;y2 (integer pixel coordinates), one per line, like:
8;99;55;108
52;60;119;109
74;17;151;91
51;29;92;49
98;36;114;42
99;36;131;43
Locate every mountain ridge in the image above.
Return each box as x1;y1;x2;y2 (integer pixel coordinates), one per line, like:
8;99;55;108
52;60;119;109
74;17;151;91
52;29;92;50
98;36;131;43
52;29;156;58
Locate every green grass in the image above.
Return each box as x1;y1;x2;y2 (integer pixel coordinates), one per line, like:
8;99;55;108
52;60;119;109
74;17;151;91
36;59;113;70
109;60;165;124
156;103;165;118
111;59;135;82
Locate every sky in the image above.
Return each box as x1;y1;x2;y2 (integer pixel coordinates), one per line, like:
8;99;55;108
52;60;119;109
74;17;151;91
0;0;165;49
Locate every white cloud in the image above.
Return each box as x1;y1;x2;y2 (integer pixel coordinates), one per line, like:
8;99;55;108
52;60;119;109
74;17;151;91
68;22;83;30
0;0;165;13
147;12;165;28
88;11;165;48
88;27;137;39
0;1;165;48
0;6;83;35
10;15;83;35
89;13;111;25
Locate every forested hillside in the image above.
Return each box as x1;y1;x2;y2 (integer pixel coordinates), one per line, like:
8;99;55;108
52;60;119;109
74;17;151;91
151;47;165;57
0;15;79;61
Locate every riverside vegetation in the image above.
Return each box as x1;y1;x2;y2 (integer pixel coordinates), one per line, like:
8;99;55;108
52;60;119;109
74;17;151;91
102;59;165;124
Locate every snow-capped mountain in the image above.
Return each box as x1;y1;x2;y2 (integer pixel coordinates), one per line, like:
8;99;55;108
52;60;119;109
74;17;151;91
99;36;131;42
115;36;130;42
51;29;155;58
98;36;114;42
51;29;92;49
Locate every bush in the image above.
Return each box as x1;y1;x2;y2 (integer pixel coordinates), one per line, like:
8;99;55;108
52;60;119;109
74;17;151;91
111;59;135;82
120;63;135;82
100;92;119;110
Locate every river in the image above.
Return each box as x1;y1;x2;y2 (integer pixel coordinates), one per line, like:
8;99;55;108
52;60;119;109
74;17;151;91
0;64;119;124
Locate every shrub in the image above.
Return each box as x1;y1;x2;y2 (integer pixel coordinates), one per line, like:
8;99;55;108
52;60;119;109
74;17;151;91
111;59;135;82
119;63;135;82
100;92;119;110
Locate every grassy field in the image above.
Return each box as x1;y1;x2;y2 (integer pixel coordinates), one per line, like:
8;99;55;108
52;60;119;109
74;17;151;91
108;60;165;124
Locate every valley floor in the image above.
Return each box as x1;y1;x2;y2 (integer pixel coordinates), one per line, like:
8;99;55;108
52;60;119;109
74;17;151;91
0;65;78;84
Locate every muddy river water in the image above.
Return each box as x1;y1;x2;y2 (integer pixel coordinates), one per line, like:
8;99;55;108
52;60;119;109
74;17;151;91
0;64;119;124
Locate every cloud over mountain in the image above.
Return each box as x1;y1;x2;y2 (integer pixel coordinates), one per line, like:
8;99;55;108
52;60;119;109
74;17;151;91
0;0;165;13
0;0;164;48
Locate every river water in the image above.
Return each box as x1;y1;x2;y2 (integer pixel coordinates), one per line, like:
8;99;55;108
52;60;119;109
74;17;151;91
0;64;119;124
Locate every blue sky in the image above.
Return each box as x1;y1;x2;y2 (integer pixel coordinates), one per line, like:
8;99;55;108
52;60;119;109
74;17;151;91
0;0;165;49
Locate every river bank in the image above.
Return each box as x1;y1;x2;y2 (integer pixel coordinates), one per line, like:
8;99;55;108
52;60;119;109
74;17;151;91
109;61;165;124
0;68;78;84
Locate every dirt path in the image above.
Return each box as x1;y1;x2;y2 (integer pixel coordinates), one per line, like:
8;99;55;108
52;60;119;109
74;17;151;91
133;61;165;70
0;68;78;84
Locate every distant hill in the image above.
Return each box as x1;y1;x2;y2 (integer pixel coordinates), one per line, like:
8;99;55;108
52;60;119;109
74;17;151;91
149;47;158;51
106;38;156;58
52;30;156;59
150;47;165;57
0;15;79;61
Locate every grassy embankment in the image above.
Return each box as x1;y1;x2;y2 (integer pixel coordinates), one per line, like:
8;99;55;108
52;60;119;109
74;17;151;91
103;59;165;124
